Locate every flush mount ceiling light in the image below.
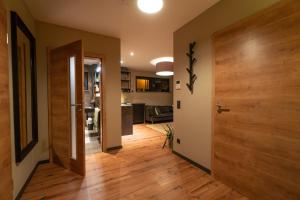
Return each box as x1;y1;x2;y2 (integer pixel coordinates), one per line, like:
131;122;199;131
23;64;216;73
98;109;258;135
137;0;164;14
155;61;174;76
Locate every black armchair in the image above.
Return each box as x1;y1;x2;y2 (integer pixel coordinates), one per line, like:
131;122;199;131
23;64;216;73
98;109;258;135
145;105;173;123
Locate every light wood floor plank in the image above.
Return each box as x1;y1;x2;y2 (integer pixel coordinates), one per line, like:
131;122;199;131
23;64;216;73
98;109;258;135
21;125;247;200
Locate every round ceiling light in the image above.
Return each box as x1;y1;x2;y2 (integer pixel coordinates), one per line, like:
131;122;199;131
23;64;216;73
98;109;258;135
156;61;174;76
137;0;164;14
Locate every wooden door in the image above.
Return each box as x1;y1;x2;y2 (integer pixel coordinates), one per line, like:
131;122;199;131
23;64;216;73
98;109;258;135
0;1;13;199
48;40;85;175
213;1;300;199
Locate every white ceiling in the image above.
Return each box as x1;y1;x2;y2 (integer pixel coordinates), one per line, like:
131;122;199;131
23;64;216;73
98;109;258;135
24;0;220;71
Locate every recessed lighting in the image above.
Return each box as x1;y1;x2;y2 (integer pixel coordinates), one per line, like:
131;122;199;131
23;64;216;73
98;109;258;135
96;66;101;73
137;0;164;14
130;52;135;56
150;57;174;65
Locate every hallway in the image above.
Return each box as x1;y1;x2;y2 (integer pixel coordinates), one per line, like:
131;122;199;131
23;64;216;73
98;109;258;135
21;125;246;200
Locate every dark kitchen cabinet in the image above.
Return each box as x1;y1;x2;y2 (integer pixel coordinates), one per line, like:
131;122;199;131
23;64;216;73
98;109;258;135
132;103;145;124
121;105;133;136
121;70;131;92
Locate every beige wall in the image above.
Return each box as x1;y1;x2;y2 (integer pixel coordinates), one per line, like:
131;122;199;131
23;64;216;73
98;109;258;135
122;70;173;106
173;0;280;169
4;3;121;196
4;0;43;198
36;21;122;151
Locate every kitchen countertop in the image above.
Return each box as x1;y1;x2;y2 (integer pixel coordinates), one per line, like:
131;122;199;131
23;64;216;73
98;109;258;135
121;103;132;107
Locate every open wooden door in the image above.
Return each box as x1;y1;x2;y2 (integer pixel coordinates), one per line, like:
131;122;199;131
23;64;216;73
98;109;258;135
0;0;13;199
48;40;85;175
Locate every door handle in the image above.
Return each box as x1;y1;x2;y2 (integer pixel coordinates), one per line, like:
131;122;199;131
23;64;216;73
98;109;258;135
71;104;82;107
216;104;230;114
71;104;82;112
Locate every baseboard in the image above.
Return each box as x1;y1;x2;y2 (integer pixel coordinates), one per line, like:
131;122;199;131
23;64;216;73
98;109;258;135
38;159;50;165
15;159;50;200
106;145;123;151
172;150;211;175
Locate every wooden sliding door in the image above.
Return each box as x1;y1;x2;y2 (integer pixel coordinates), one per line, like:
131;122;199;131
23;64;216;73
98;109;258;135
0;0;13;199
213;1;300;199
48;40;85;175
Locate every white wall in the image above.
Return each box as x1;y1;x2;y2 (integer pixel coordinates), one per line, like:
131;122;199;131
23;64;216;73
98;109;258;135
121;70;173;106
173;0;280;170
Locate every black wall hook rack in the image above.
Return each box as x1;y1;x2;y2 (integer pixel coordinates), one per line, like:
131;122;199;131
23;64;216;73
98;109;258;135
186;41;197;94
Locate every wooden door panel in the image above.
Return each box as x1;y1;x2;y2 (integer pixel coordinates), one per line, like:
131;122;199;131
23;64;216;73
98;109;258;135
0;0;13;199
49;49;70;169
49;40;85;175
213;0;300;199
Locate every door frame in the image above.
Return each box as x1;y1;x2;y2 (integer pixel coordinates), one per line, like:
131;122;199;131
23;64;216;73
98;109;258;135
211;41;216;176
47;47;53;162
84;52;107;152
0;0;13;198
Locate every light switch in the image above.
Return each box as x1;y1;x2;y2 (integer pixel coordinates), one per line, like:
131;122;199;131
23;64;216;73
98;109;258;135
176;80;181;90
177;100;181;109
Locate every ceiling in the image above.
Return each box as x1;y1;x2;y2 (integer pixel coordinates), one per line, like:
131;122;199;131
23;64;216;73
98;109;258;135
24;0;220;71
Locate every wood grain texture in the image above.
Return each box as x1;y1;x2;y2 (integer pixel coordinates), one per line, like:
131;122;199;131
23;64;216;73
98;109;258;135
21;125;247;200
213;0;300;199
0;1;13;199
48;40;85;176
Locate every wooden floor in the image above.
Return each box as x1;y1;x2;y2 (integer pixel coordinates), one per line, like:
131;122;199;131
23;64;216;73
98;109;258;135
21;125;247;200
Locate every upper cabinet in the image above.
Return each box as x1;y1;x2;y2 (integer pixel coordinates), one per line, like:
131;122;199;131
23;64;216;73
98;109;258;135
121;69;131;92
136;76;169;92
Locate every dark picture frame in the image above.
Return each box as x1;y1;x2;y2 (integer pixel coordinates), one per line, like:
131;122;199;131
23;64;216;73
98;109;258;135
11;11;38;163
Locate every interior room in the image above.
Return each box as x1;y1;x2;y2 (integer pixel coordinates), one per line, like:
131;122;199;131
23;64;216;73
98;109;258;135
121;68;174;136
0;0;299;200
84;58;102;154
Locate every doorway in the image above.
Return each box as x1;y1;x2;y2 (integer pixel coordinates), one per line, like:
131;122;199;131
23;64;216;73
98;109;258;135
83;57;103;155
